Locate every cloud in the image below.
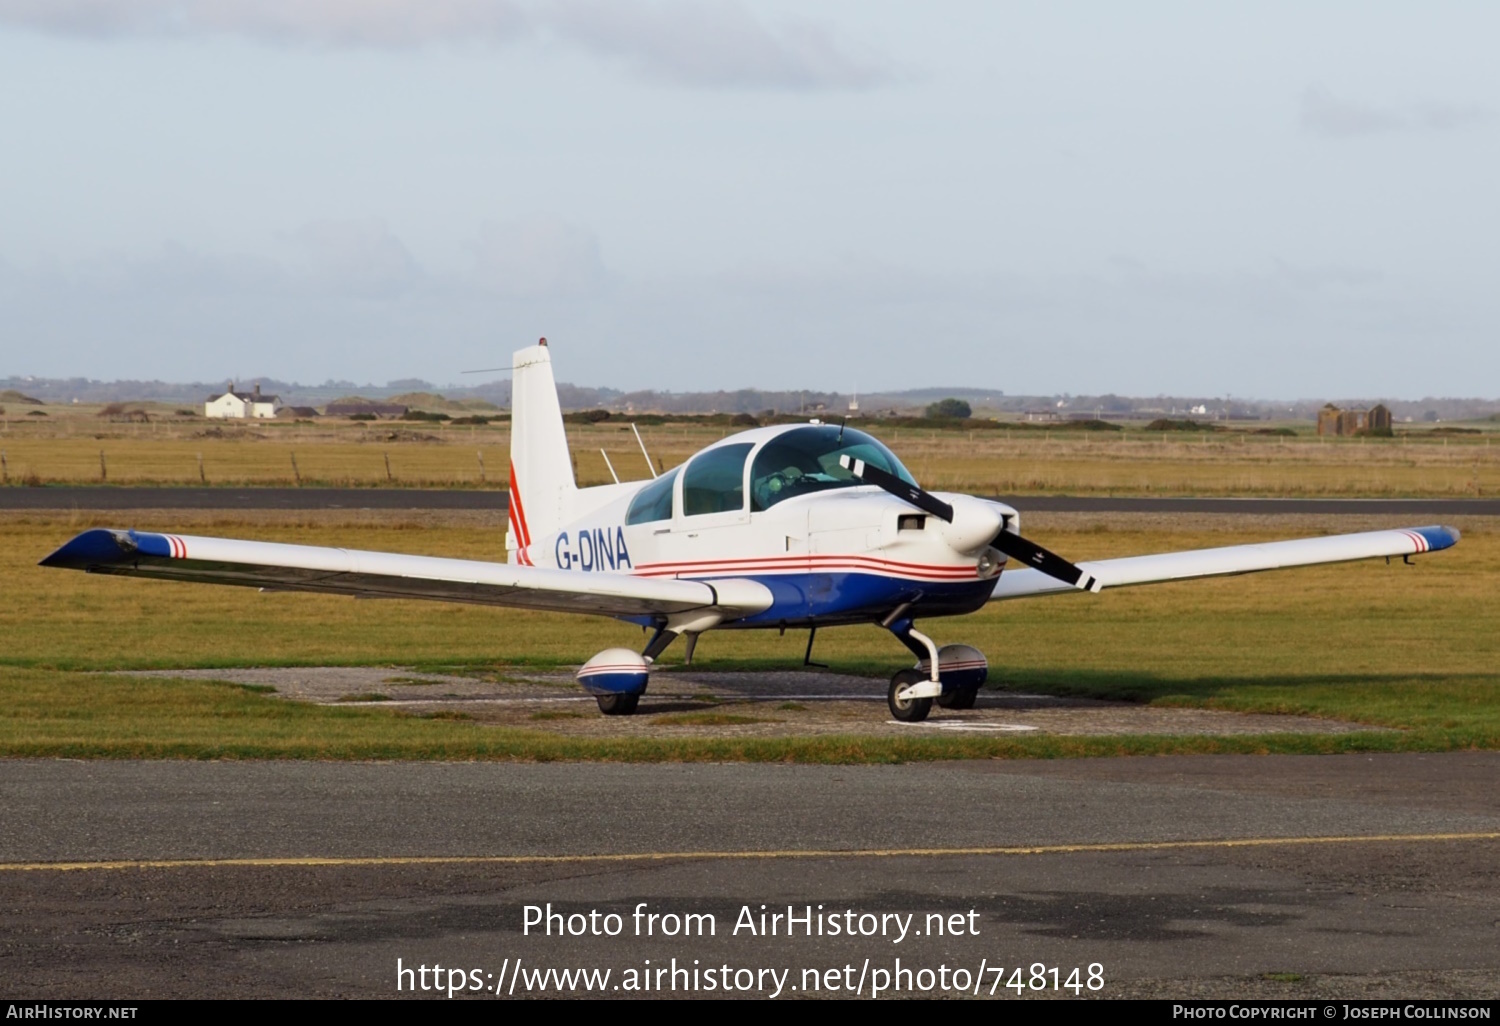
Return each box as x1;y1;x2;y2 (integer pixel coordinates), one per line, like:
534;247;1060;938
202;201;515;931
0;0;527;47
1413;99;1496;132
1301;86;1495;138
471;216;605;298
542;0;892;90
0;0;896;89
286;218;422;298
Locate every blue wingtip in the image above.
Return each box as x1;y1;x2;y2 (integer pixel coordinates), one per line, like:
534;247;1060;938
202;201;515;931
1413;525;1460;552
39;528;171;569
39;529;133;569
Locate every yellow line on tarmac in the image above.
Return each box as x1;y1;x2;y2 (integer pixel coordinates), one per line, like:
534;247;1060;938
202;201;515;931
2;831;1498;873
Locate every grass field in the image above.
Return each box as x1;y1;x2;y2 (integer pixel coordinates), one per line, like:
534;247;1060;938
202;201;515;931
2;510;1494;762
2;411;1498;496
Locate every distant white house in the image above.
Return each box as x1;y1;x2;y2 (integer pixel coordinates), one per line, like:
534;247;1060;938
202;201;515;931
205;383;282;419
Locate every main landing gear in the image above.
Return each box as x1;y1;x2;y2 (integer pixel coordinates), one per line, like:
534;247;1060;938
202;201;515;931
595;692;640;716
882;614;988;723
577;624;685;716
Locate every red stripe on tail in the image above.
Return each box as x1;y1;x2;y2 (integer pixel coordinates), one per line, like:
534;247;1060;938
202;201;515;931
508;465;532;549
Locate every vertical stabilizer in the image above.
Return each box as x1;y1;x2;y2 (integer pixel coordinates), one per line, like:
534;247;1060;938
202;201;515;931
508;339;576;562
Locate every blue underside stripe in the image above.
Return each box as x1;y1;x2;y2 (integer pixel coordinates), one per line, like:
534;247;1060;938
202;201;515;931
715;571;993;626
576;671;650;696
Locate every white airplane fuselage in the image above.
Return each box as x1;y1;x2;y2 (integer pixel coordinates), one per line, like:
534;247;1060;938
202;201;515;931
508;423;1015;631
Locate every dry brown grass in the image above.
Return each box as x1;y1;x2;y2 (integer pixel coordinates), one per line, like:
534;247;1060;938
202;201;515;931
2;410;1497;495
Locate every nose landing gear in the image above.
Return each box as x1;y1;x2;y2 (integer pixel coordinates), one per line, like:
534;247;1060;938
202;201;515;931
887;668;934;722
883;616;988;722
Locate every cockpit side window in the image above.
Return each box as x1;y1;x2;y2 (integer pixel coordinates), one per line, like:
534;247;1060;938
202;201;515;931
624;467;680;525
750;426;917;512
682;443;753;517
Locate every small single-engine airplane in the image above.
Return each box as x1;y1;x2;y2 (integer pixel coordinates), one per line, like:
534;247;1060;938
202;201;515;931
43;340;1459;721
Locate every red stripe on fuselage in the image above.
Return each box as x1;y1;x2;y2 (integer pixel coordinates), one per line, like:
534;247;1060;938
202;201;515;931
636;553;971;573
633;553;977;580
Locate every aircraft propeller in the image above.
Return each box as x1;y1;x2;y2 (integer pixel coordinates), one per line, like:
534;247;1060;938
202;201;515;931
838;455;1101;593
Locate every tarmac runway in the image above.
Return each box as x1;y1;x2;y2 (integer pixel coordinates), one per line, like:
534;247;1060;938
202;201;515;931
3;485;1499;515
3;753;1498;999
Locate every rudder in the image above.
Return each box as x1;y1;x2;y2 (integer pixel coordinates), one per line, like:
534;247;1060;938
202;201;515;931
508;339;576;562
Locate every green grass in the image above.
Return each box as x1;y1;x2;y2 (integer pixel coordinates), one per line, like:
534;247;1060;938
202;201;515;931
2;512;1496;762
1;660;1496;762
1;666;1479;762
651;711;783;726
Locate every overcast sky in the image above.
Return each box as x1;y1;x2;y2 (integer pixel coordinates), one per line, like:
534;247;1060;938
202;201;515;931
1;1;1496;397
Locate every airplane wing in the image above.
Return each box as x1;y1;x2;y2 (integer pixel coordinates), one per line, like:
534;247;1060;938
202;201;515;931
39;528;773;619
989;524;1459;602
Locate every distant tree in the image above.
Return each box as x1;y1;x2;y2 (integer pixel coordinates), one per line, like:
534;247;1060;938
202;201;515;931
925;398;972;419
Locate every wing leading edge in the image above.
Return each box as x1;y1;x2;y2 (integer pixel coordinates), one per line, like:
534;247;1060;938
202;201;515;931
989;524;1459;602
39;528;773;620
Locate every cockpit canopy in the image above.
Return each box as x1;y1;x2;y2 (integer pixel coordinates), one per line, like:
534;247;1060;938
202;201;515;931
748;425;916;511
624;424;918;524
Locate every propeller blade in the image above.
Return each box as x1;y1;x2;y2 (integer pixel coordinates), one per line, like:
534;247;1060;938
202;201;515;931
838;456;954;522
990;530;1102;593
837;454;1099;592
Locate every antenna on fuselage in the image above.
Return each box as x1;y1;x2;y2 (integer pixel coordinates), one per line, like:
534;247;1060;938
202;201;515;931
601;449;620;484
631;423;658;479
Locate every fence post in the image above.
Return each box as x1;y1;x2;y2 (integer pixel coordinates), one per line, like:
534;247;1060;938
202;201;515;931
197;453;205;484
477;451;485;483
290;452;301;486
1;449;6;483
99;450;107;482
384;452;393;482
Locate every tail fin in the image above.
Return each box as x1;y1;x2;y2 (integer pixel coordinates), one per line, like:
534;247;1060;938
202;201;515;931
508;339;576;562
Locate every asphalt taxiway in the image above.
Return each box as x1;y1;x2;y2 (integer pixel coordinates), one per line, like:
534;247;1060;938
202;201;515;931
3;754;1497;998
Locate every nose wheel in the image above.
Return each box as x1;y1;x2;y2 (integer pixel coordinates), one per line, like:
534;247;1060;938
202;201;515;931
888;669;934;722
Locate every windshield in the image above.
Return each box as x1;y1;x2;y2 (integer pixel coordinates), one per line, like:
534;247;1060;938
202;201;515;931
749;426;917;512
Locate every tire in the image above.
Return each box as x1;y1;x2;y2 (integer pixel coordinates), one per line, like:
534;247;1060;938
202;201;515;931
937;687;978;710
596;692;641;716
888;669;933;723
